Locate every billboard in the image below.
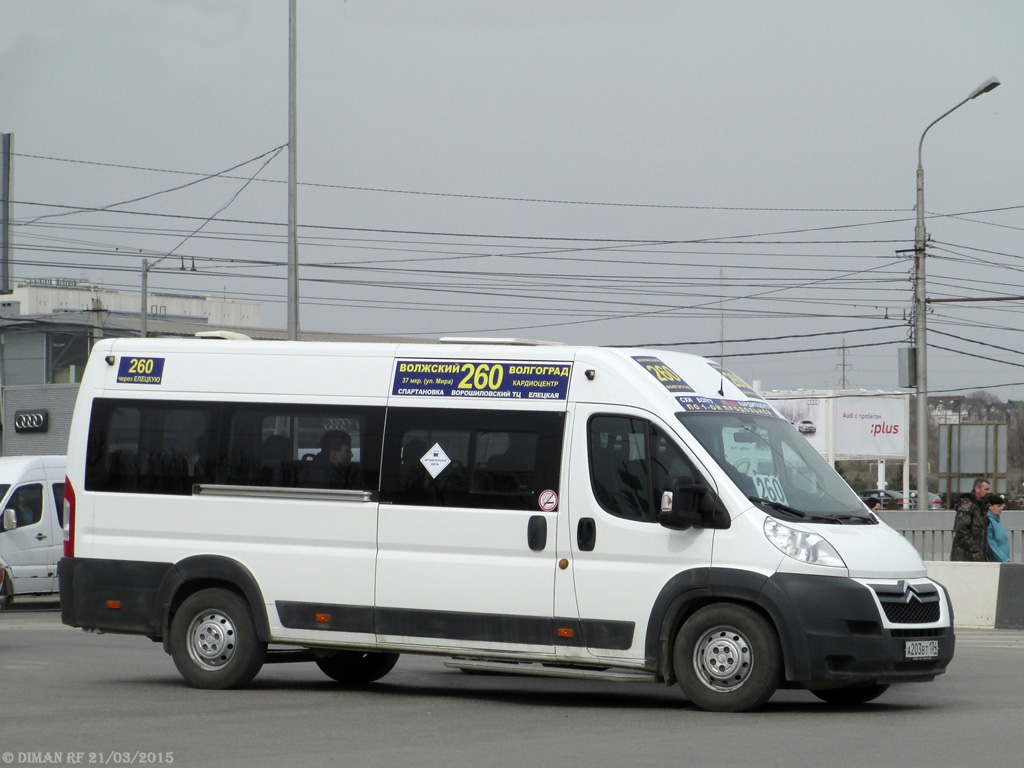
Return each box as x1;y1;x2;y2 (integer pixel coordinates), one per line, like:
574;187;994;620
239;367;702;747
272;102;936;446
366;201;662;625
767;391;908;461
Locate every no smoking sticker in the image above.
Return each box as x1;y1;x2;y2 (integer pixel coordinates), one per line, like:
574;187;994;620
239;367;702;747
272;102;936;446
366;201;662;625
538;490;558;511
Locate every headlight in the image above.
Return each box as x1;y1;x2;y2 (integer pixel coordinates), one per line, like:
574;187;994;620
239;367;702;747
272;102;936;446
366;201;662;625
763;518;846;568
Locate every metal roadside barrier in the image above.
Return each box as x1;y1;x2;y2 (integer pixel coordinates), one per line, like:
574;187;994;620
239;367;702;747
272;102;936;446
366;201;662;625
880;510;1023;563
881;510;1024;630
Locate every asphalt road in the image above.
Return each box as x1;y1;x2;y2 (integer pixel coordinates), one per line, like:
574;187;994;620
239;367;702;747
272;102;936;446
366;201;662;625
2;600;1022;768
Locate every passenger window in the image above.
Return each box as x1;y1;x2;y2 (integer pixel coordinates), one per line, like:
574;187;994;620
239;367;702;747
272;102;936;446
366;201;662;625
381;408;564;511
85;400;214;495
225;407;384;491
52;483;65;527
588;415;701;523
85;398;386;495
8;484;44;527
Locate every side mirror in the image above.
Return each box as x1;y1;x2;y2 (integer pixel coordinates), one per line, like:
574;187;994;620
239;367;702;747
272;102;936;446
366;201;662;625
660;482;706;530
659;480;731;531
2;508;17;532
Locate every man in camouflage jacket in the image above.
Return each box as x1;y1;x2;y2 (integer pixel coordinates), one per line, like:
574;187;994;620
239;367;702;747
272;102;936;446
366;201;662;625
949;478;991;561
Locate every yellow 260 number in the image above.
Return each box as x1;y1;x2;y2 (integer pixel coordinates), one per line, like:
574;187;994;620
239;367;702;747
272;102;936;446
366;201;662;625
458;362;504;390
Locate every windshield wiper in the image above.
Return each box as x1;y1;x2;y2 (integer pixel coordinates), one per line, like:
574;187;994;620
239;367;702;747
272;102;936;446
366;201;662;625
832;513;877;525
748;496;807;518
748;496;834;523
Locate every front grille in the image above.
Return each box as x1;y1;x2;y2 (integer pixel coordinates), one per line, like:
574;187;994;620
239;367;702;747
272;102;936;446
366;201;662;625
891;627;945;638
881;599;940;624
868;581;942;625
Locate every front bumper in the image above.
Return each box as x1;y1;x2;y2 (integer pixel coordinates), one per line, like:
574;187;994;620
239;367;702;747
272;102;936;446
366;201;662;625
761;572;954;684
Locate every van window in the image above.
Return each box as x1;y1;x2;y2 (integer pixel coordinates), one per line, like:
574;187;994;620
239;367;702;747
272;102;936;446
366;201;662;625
85;400;216;494
85;398;385;495
9;484;44;527
52;483;65;527
380;408;564;510
588;415;700;523
223;406;383;491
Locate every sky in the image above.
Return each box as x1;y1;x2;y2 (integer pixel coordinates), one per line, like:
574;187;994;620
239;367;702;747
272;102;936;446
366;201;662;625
3;1;1024;399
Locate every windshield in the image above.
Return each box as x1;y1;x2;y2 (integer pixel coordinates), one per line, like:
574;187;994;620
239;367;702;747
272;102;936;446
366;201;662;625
676;411;872;523
0;484;10;507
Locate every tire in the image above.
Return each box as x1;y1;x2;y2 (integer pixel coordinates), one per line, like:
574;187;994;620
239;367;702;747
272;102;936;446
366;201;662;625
169;588;267;689
674;604;782;712
314;650;399;685
810;683;890;706
0;575;12;611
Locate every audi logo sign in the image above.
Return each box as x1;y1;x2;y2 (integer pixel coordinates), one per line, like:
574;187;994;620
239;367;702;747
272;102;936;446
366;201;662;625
14;409;49;433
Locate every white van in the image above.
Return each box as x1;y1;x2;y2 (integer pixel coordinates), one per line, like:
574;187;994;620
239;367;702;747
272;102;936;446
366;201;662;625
59;339;953;711
0;455;67;608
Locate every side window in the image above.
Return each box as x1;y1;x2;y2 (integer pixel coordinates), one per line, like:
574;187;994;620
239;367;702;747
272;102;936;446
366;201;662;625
52;483;65;527
224;406;384;491
9;484;44;527
589;416;701;523
85;400;216;495
589;416;650;521
381;408;565;510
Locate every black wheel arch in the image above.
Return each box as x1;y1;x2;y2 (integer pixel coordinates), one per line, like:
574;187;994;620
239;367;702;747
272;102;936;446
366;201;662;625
646;567;802;685
157;555;271;652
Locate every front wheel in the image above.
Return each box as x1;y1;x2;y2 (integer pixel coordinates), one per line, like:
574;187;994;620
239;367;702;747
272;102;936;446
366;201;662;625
169;588;266;689
314;649;399;684
810;683;890;706
0;573;12;611
674;604;782;712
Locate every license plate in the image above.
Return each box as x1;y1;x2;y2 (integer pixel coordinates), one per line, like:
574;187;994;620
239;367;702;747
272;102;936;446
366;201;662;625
905;640;939;659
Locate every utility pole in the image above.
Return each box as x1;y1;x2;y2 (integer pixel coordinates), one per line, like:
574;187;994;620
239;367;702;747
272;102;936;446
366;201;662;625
140;259;149;337
1;133;12;293
837;339;848;388
286;0;300;340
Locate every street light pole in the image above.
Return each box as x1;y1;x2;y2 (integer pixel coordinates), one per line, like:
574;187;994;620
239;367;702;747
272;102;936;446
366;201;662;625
913;76;1000;509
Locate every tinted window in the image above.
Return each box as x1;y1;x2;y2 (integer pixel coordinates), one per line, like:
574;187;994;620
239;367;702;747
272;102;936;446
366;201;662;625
85;398;385;495
589;415;700;523
86;399;217;494
380;408;565;510
52;483;65;527
223;405;383;491
9;484;44;527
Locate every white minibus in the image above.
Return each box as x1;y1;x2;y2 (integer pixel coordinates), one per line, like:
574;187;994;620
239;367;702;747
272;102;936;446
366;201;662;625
59;338;953;711
0;455;66;607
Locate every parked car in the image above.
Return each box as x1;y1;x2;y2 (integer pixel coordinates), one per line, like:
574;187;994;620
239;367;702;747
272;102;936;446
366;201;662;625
857;489;904;509
905;491;944;510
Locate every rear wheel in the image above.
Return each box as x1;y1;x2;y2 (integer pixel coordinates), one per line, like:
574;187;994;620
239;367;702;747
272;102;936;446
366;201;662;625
314;650;400;684
810;683;890;705
674;604;782;712
169;588;266;689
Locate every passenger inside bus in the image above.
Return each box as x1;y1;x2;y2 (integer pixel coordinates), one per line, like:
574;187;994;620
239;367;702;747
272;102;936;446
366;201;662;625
303;430;363;489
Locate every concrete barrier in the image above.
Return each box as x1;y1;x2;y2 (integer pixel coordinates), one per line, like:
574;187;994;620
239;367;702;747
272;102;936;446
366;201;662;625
925;561;1024;629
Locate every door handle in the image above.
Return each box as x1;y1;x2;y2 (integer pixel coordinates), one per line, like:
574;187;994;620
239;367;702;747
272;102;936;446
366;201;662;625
527;515;547;551
36;532;48;541
577;518;596;551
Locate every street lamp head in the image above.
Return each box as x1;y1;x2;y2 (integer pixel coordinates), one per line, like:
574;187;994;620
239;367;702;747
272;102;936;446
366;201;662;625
968;77;1001;100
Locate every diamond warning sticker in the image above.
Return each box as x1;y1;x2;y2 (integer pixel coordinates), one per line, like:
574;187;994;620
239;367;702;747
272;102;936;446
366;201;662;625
420;442;452;479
